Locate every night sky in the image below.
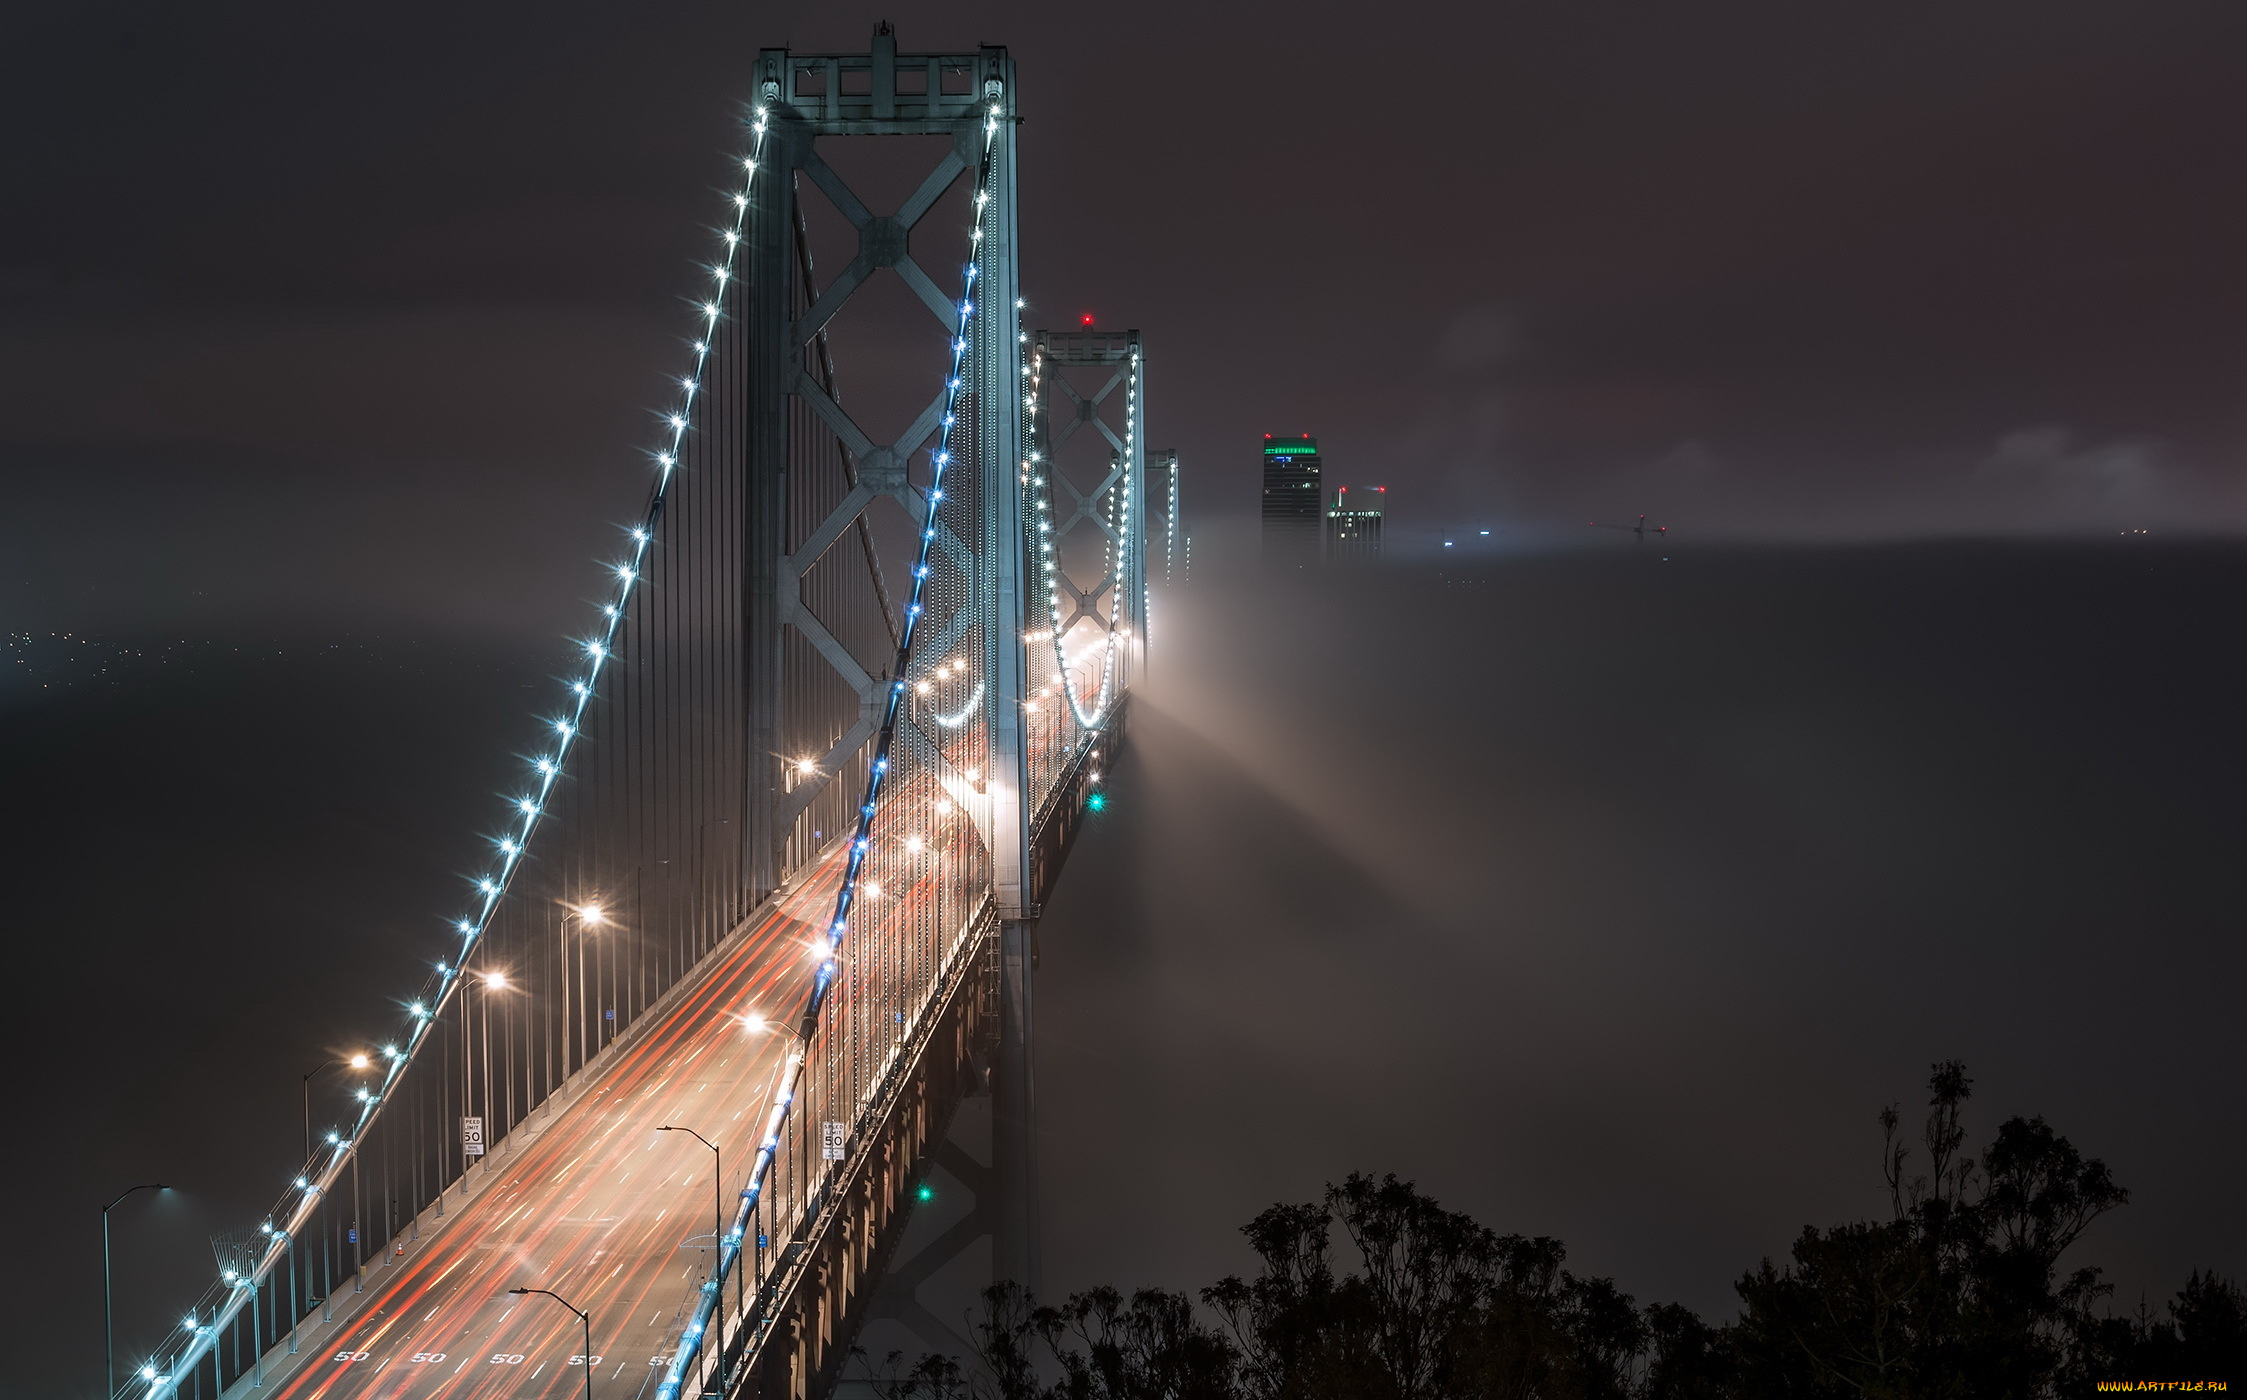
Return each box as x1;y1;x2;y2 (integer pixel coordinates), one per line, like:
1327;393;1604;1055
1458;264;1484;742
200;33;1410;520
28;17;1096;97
6;4;2247;1396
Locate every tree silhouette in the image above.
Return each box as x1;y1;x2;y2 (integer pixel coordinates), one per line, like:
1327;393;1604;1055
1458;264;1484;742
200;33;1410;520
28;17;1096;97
1728;1061;2132;1396
865;1063;2238;1398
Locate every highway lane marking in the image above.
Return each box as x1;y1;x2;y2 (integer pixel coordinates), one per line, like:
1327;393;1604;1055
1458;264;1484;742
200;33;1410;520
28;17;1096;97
281;898;830;1395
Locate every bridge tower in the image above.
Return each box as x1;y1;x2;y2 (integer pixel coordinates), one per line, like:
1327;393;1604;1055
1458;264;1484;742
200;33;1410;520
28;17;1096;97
737;28;1041;1395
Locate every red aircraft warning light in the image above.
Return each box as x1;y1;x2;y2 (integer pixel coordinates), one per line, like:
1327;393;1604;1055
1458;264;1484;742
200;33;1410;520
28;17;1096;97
1081;313;1094;327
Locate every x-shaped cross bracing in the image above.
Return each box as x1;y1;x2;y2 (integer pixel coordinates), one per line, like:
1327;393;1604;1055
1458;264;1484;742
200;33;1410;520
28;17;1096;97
1038;363;1131;634
776;130;981;826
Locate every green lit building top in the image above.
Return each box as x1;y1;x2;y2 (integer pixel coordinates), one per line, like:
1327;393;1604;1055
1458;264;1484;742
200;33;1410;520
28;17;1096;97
1261;434;1322;567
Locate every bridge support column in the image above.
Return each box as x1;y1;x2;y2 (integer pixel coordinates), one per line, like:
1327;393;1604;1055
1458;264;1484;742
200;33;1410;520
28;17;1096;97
992;918;1040;1293
744;109;794;907
976;26;1038;1305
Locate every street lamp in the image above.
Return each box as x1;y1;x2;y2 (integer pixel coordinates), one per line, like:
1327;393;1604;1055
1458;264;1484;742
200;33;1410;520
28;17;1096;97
659;1124;742;1330
508;1287;593;1400
103;1182;167;1399
478;971;509;1158
302;1053;372;1162
563;903;607;1075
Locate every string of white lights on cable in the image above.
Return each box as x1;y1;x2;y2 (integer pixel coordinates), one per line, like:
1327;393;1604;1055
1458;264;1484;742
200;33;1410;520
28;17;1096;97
131;106;779;1400
652;92;1006;1400
1021;342;1135;730
929;681;985;728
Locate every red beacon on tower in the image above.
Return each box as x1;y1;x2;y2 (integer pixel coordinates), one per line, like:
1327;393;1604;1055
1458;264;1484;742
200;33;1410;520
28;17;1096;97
1080;313;1094;327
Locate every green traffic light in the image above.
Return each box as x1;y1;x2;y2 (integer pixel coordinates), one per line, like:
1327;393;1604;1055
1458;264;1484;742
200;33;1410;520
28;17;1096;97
917;1184;933;1202
1087;792;1107;812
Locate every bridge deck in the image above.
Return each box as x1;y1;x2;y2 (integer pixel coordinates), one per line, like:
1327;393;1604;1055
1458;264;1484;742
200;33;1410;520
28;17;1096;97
225;849;850;1400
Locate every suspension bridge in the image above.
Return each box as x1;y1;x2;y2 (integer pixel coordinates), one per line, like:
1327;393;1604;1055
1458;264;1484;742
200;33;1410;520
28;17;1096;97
114;32;1180;1400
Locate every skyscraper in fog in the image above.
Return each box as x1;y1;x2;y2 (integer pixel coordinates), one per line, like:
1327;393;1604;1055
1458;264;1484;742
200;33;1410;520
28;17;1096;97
1261;434;1321;566
1324;485;1384;564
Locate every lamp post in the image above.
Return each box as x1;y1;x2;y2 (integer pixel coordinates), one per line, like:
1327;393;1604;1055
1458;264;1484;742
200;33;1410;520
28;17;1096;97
658;1125;739;1348
508;1287;593;1400
476;971;507;1159
563;903;607;1076
302;1053;371;1162
103;1182;166;1399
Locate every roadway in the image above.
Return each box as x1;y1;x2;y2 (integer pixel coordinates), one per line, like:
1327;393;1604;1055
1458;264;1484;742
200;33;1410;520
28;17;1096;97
239;850;844;1400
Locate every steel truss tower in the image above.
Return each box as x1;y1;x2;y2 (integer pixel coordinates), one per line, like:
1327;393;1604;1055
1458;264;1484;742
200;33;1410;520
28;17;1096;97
1032;326;1151;666
742;28;1041;1380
